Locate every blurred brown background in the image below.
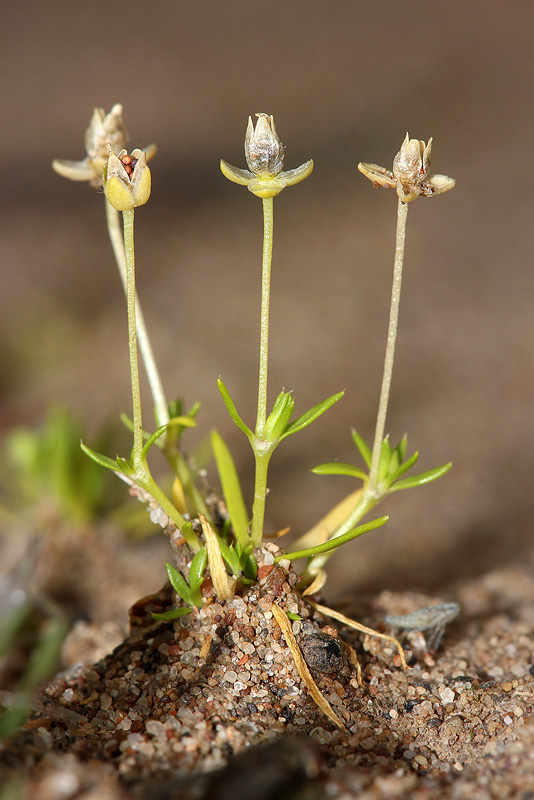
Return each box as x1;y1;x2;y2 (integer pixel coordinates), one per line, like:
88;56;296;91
1;0;533;604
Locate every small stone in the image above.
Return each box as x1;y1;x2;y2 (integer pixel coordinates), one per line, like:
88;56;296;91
440;688;455;703
414;755;428;767
503;715;514;725
146;719;166;736
224;670;238;683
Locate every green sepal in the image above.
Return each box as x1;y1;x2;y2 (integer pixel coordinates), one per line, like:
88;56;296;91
275;516;389;562
389;462;452;492
165;561;193;606
151;607;193;621
311;462;367;481
280;391;344;441
351;428;371;468
217;378;253;438
264;391;295;441
189;547;208;607
286;612;302;621
211;430;250;548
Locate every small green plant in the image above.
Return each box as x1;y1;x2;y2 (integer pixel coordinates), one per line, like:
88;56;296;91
52;108;455;635
0;405;117;529
0;546;68;739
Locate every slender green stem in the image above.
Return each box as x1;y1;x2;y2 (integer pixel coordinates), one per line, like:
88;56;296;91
106;200;169;428
255;197;274;437
250;451;272;548
138;473;200;549
304;198;409;582
368;198;408;491
122;209;144;466
250;196;274;547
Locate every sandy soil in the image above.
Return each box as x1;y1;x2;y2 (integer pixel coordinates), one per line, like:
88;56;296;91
1;525;533;800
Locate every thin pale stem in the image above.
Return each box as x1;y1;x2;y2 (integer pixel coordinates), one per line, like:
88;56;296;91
255;197;274;437
304;198;409;582
106;200;169;428
250;196;274;546
122;209;144;466
368;197;408;491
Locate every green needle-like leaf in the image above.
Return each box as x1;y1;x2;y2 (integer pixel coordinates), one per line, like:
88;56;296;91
217;378;253;438
241;546;258;580
211;430;250;548
264;391;295;441
280;391;344;440
115;456;135;477
351;428;371;468
189;548;208;591
377;437;392;482
165;561;193;606
80;442;122;472
389;450;419;483
397;435;408;463
276;516;389;562
141;424;169;459
217;538;242;576
189;547;208;606
389;462;452;492
152;608;193;621
311;462;368;481
167;416;197;429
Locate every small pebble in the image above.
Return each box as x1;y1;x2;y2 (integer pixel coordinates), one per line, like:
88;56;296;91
146;720;166;736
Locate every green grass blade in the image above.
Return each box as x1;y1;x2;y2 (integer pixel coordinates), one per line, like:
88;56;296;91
211;430;250;548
